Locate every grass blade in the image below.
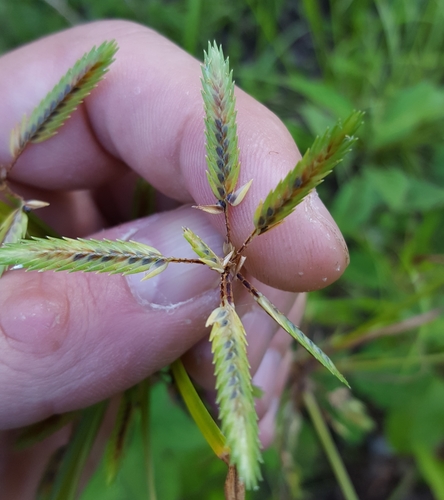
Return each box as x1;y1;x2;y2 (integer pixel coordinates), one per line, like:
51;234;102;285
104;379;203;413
105;388;137;484
171;359;227;459
47;401;108;500
303;390;358;500
137;378;158;500
15;412;79;451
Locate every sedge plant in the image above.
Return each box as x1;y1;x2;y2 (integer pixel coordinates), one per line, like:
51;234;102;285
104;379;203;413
0;40;363;492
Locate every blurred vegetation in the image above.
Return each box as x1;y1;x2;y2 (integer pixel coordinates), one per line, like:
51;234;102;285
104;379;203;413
1;0;444;498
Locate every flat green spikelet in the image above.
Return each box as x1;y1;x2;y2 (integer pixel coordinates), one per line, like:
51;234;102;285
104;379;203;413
0;237;168;277
182;226;224;272
254;111;364;234
206;304;262;489
9;40;118;159
202;42;240;202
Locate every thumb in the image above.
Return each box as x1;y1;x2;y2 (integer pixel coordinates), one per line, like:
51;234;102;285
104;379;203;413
0;206;221;430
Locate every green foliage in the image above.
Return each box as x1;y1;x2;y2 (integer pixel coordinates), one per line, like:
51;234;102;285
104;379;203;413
42;401;108;500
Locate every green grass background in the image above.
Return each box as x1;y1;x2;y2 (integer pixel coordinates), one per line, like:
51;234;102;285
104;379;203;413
1;0;444;498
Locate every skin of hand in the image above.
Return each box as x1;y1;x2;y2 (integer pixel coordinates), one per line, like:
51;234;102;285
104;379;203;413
0;20;349;497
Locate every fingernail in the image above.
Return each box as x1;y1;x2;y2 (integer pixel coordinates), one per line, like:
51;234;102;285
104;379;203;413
124;207;223;308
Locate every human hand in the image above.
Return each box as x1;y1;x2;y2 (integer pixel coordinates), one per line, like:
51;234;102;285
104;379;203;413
0;20;349;496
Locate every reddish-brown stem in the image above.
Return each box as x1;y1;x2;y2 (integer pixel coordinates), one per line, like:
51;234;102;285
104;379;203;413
233;229;257;259
167;258;207;265
220;269;233;306
236;272;260;299
223;204;231;244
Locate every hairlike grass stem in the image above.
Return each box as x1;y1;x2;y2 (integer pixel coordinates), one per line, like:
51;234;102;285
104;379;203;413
303;390;358;500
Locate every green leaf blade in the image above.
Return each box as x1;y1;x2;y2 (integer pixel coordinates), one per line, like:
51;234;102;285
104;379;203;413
105;388;137;484
45;401;108;500
207;304;262;490
10;40;118;158
171;359;227;459
253;110;364;235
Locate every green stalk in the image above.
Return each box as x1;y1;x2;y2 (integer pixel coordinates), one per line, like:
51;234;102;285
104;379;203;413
139;378;157;500
303;390;358;500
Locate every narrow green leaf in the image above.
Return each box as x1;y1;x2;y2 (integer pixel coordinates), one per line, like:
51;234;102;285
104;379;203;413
105;389;137;484
171;359;227;459
137;378;158;500
15;412;79;451
253;110;363;235
10;40;118;159
202;42;240;201
47;401;108;500
206;304;262;489
238;273;349;387
0;237;167;276
183;226;224;272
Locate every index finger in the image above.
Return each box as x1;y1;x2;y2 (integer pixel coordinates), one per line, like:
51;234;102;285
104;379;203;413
0;20;348;291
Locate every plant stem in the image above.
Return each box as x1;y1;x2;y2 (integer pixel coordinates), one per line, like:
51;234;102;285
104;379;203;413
139;378;157;500
303;390;358;500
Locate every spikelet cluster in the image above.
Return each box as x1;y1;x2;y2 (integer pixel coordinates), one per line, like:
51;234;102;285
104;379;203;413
253;111;364;234
182;227;224;272
206;305;262;489
201;42;240;202
0;237;167;277
9;40;118;159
